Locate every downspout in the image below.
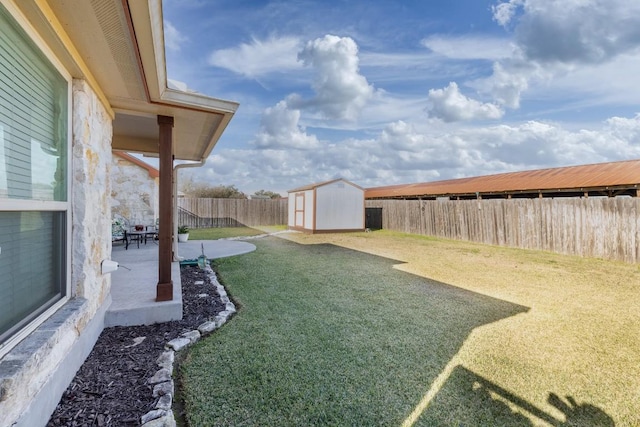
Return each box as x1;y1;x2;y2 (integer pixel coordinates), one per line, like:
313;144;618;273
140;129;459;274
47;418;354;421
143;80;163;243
173;160;205;261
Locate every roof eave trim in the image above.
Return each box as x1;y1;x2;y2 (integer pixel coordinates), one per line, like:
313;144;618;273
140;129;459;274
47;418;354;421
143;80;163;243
160;88;239;114
130;0;238;163
146;0;239;114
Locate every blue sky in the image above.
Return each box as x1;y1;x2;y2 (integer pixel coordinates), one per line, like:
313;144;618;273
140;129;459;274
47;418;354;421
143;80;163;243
161;0;640;195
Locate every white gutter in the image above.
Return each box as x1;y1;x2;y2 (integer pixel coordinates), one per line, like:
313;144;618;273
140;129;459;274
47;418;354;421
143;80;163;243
172;160;204;261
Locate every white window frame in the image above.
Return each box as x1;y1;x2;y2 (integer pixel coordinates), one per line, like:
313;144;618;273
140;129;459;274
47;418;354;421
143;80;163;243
0;0;72;358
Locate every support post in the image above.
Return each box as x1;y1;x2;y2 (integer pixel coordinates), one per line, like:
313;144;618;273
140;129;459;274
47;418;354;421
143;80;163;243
157;115;174;301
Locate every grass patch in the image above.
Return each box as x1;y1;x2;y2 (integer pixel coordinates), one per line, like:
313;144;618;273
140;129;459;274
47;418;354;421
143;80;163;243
180;231;640;426
188;226;265;240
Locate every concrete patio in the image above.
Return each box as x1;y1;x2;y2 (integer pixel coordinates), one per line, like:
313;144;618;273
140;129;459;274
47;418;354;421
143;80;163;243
106;239;256;327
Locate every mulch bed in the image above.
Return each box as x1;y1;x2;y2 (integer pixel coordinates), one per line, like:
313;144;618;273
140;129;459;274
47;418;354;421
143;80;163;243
47;264;226;426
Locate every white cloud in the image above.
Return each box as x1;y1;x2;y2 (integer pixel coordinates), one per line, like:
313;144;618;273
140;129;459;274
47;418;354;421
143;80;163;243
253;101;320;150
527;53;640;108
492;0;522;27
167;78;200;93
500;0;640;64
479;61;539;109
360;51;439;69
427;82;504;122
208;36;303;78
482;0;640;109
164;20;188;52
603;114;640;146
192;112;640;194
421;35;514;60
288;35;374;121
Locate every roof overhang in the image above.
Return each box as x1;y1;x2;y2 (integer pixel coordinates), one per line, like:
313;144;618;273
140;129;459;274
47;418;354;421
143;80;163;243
14;0;238;162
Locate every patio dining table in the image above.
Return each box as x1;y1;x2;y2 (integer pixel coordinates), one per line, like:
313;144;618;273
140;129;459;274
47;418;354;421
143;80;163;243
125;230;157;249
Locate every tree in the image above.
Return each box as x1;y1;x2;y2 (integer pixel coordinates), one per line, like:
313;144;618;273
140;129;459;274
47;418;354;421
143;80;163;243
180;178;247;199
253;189;282;199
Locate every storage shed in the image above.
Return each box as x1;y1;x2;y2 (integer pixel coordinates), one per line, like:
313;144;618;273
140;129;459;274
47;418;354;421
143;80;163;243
288;179;365;233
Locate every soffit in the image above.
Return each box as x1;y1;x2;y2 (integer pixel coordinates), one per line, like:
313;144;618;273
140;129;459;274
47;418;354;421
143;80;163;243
47;0;147;102
20;0;237;161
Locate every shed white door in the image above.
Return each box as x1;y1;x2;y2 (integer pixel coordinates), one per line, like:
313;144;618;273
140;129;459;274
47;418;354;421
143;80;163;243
295;193;305;228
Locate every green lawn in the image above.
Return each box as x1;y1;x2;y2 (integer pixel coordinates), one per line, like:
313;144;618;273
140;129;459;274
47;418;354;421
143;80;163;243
179;232;640;426
187;226;267;240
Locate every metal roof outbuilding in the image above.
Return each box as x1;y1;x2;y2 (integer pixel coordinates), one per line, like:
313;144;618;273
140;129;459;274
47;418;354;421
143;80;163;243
365;159;640;200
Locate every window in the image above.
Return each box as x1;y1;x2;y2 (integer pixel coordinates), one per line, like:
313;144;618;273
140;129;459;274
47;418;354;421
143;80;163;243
0;3;70;350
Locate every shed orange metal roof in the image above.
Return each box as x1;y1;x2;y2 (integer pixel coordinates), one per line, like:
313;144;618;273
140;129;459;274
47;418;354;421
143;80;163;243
365;159;640;199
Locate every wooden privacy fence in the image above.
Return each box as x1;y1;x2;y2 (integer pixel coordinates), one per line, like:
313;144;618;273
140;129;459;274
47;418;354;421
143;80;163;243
178;198;288;228
366;198;640;263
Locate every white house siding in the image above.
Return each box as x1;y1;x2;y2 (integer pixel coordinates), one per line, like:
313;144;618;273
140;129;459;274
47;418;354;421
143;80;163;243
111;156;159;226
315;181;364;230
0;79;113;426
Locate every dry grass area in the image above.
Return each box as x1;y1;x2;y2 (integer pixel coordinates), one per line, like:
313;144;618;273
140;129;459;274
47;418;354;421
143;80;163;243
270;228;640;426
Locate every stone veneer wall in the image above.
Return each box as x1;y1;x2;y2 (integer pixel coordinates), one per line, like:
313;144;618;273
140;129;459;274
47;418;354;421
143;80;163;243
71;79;113;314
0;79;113;426
111;155;159;227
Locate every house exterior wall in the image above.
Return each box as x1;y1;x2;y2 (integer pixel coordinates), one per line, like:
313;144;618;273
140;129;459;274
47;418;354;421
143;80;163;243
0;79;112;426
111;156;159;226
70;79;112;313
315;181;364;231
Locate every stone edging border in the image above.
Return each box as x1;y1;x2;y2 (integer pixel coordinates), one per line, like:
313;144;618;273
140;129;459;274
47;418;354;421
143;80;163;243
139;264;235;427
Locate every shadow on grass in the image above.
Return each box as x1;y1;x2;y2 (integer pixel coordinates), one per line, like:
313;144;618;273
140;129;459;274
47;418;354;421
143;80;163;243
418;366;614;426
186;237;613;426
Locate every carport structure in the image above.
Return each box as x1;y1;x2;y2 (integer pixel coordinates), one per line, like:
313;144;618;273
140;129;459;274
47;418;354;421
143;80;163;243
366;159;640;200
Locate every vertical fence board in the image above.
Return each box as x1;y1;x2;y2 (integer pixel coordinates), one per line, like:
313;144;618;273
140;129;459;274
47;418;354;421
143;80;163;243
178;198;288;228
366;198;639;263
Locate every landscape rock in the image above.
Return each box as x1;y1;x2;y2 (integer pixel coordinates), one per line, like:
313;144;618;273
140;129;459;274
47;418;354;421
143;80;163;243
181;330;201;344
142;410;176;427
141;409;166;424
166;337;190;351
198;321;217;334
153;381;174;397
156;350;174;371
155;393;172;410
148;368;172;385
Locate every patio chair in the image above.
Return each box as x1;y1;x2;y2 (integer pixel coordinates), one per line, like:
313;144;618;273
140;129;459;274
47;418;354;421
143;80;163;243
112;215;129;248
145;218;159;242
